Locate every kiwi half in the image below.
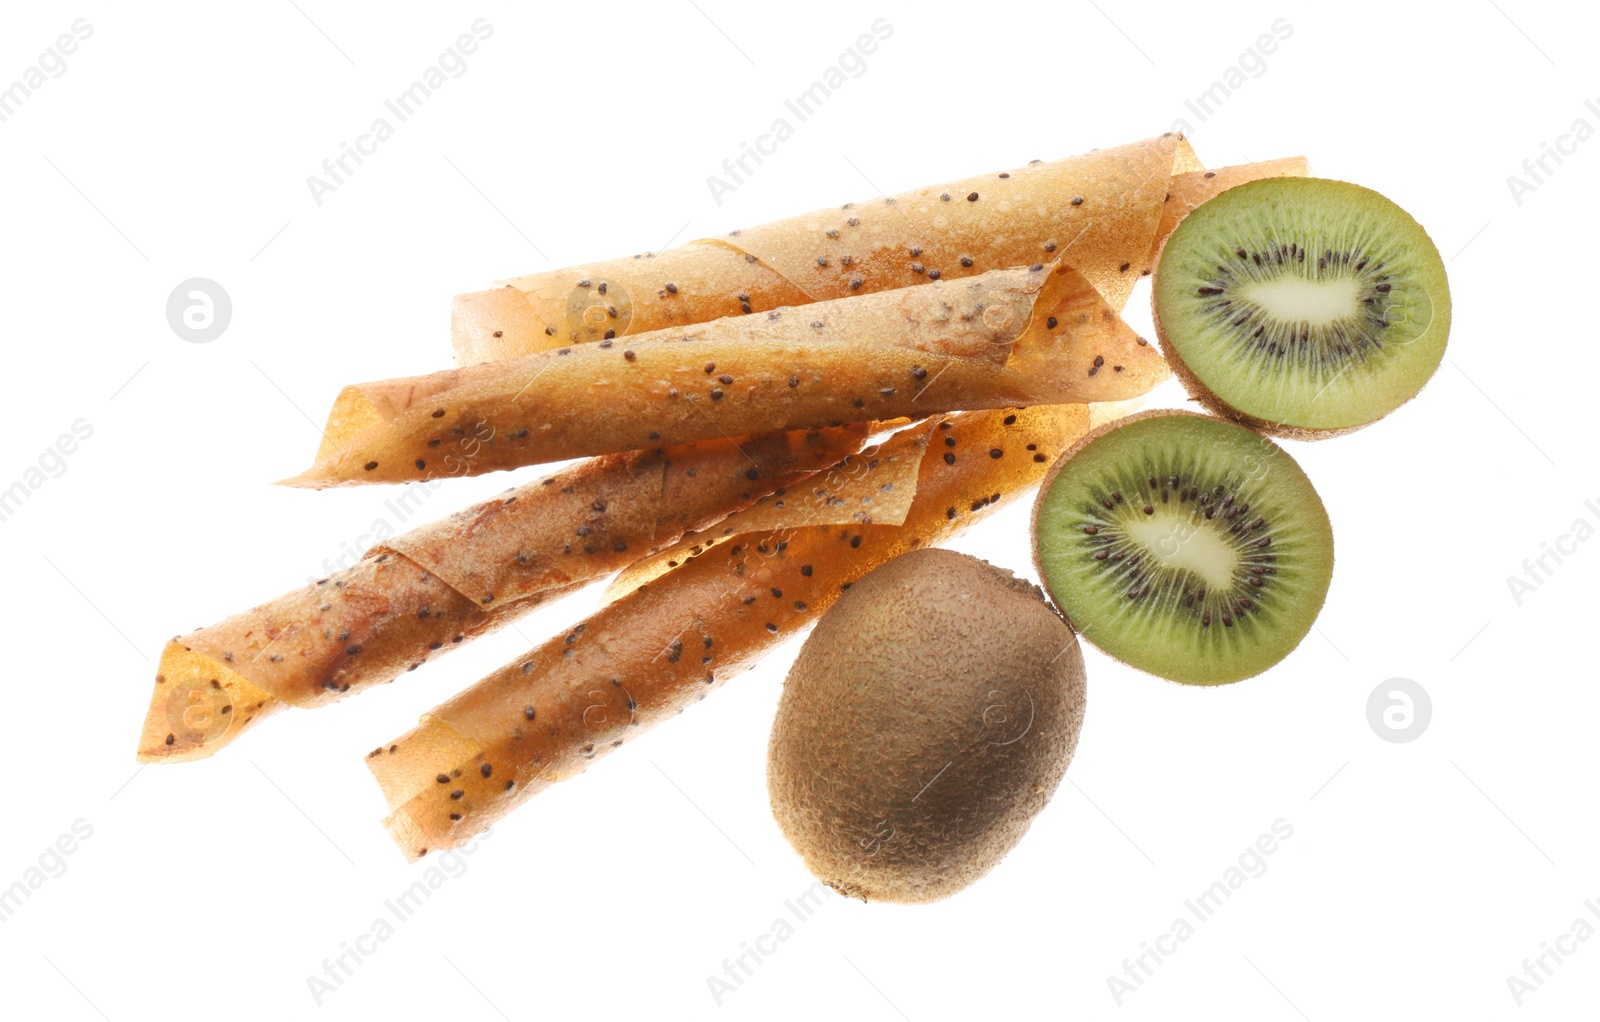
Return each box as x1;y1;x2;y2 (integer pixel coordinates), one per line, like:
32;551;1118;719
1032;411;1332;685
1153;177;1450;438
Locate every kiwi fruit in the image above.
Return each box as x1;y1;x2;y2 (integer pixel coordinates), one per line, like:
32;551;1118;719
1032;410;1333;685
767;548;1086;903
1153;177;1450;439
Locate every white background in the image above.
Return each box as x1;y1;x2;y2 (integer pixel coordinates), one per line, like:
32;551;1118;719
1;2;1595;1019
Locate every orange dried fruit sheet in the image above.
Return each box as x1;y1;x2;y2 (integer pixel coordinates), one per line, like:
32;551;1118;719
288;263;1163;488
136;425;868;761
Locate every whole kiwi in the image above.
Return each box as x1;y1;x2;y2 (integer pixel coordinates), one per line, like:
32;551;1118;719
766;548;1086;903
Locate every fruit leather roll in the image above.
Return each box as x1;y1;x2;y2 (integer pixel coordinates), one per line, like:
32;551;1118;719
452;133;1306;364
136;425;868;762
365;402;1091;860
288;262;1165;488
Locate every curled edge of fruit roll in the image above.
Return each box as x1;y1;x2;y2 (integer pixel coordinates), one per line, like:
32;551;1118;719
1142;157;1309;273
288;263;1163;488
598;435;927;599
135;425;870;763
366;402;1091;861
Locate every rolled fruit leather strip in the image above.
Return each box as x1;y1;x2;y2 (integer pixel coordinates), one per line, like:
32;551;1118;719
287;262;1165;488
451;133;1206;364
136;424;870;762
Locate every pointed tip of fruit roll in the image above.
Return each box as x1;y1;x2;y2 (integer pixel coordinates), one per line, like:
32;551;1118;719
275;468;344;489
451;286;558;367
292;370;482;486
136;641;285;763
367;708;567;861
601;420;933;604
1167;130;1205;174
1144;156;1311;272
314;384;386;464
381;809;432;864
1088;396;1152;430
1005;263;1171;404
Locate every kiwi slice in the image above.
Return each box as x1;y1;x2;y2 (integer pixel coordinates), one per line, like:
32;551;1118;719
1153;177;1450;438
1032;411;1333;685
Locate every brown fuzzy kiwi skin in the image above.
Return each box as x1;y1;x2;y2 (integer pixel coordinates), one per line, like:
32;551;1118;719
766;548;1086;904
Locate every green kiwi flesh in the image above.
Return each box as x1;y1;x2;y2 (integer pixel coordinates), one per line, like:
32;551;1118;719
1154;177;1450;437
1033;411;1333;685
